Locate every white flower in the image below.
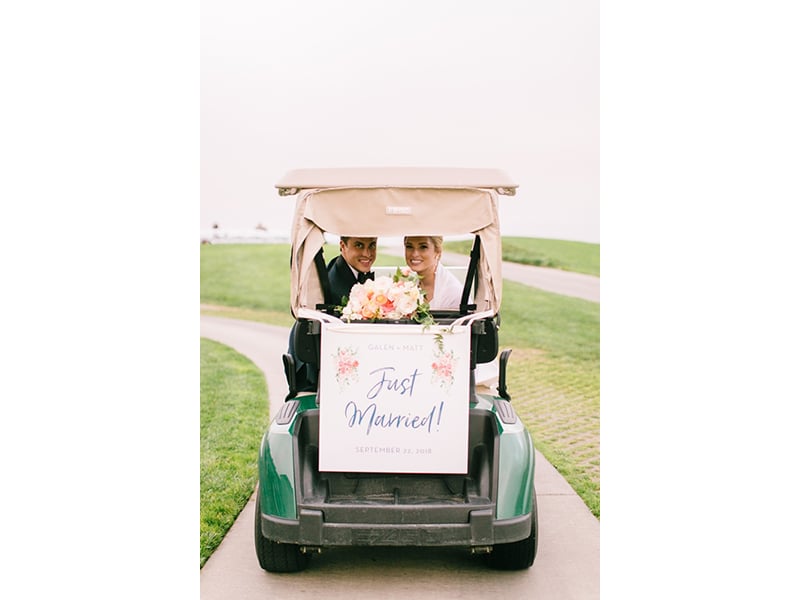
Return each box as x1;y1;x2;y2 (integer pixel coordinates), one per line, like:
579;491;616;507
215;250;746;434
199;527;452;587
338;266;432;324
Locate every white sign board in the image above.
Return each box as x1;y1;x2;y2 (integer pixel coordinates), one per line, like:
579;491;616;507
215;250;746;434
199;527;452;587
318;323;470;474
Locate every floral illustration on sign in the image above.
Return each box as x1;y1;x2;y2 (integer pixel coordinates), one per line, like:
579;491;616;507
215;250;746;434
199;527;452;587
431;346;456;391
334;346;359;389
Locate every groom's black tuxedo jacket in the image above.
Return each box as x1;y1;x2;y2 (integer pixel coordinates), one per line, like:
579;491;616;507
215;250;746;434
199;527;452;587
326;255;359;305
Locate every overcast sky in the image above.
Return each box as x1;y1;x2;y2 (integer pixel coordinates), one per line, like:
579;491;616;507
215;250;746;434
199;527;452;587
201;0;599;242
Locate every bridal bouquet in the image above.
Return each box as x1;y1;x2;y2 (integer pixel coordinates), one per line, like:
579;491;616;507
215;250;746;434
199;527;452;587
340;267;433;325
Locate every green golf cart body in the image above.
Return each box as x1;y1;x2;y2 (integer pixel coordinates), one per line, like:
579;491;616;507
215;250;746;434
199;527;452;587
254;167;537;572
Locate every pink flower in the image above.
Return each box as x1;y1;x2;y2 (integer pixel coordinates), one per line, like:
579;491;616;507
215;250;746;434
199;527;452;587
339;269;431;323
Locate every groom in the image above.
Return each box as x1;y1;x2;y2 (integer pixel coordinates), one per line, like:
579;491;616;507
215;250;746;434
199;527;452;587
326;236;378;303
290;236;378;392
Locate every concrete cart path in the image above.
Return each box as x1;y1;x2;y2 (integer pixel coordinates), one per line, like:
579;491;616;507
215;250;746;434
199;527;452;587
200;315;599;600
382;248;600;303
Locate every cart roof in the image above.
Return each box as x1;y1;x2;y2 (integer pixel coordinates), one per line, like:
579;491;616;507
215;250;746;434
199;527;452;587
276;167;517;196
282;167;513;316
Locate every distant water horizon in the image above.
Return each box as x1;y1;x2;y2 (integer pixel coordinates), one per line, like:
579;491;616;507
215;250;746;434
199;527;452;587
200;227;599;246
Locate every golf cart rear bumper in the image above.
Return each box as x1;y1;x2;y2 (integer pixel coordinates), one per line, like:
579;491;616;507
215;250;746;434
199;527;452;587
259;509;532;547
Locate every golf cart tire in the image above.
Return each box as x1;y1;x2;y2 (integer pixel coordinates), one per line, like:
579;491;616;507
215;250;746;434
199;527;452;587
254;488;310;573
486;493;538;570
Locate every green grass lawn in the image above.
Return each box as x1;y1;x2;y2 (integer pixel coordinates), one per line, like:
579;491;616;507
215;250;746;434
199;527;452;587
446;236;599;276
200;338;270;567
200;244;295;326
199;239;600;562
499;281;600;516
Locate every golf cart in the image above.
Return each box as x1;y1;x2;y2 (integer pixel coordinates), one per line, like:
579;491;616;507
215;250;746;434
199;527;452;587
254;167;537;572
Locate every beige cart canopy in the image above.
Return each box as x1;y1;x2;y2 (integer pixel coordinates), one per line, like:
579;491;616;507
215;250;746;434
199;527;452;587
278;167;517;317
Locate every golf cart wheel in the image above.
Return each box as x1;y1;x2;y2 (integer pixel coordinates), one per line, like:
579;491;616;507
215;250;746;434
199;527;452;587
254;486;310;573
486;493;538;570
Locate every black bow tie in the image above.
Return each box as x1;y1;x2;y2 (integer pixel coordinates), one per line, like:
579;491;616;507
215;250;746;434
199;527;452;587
357;271;375;284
